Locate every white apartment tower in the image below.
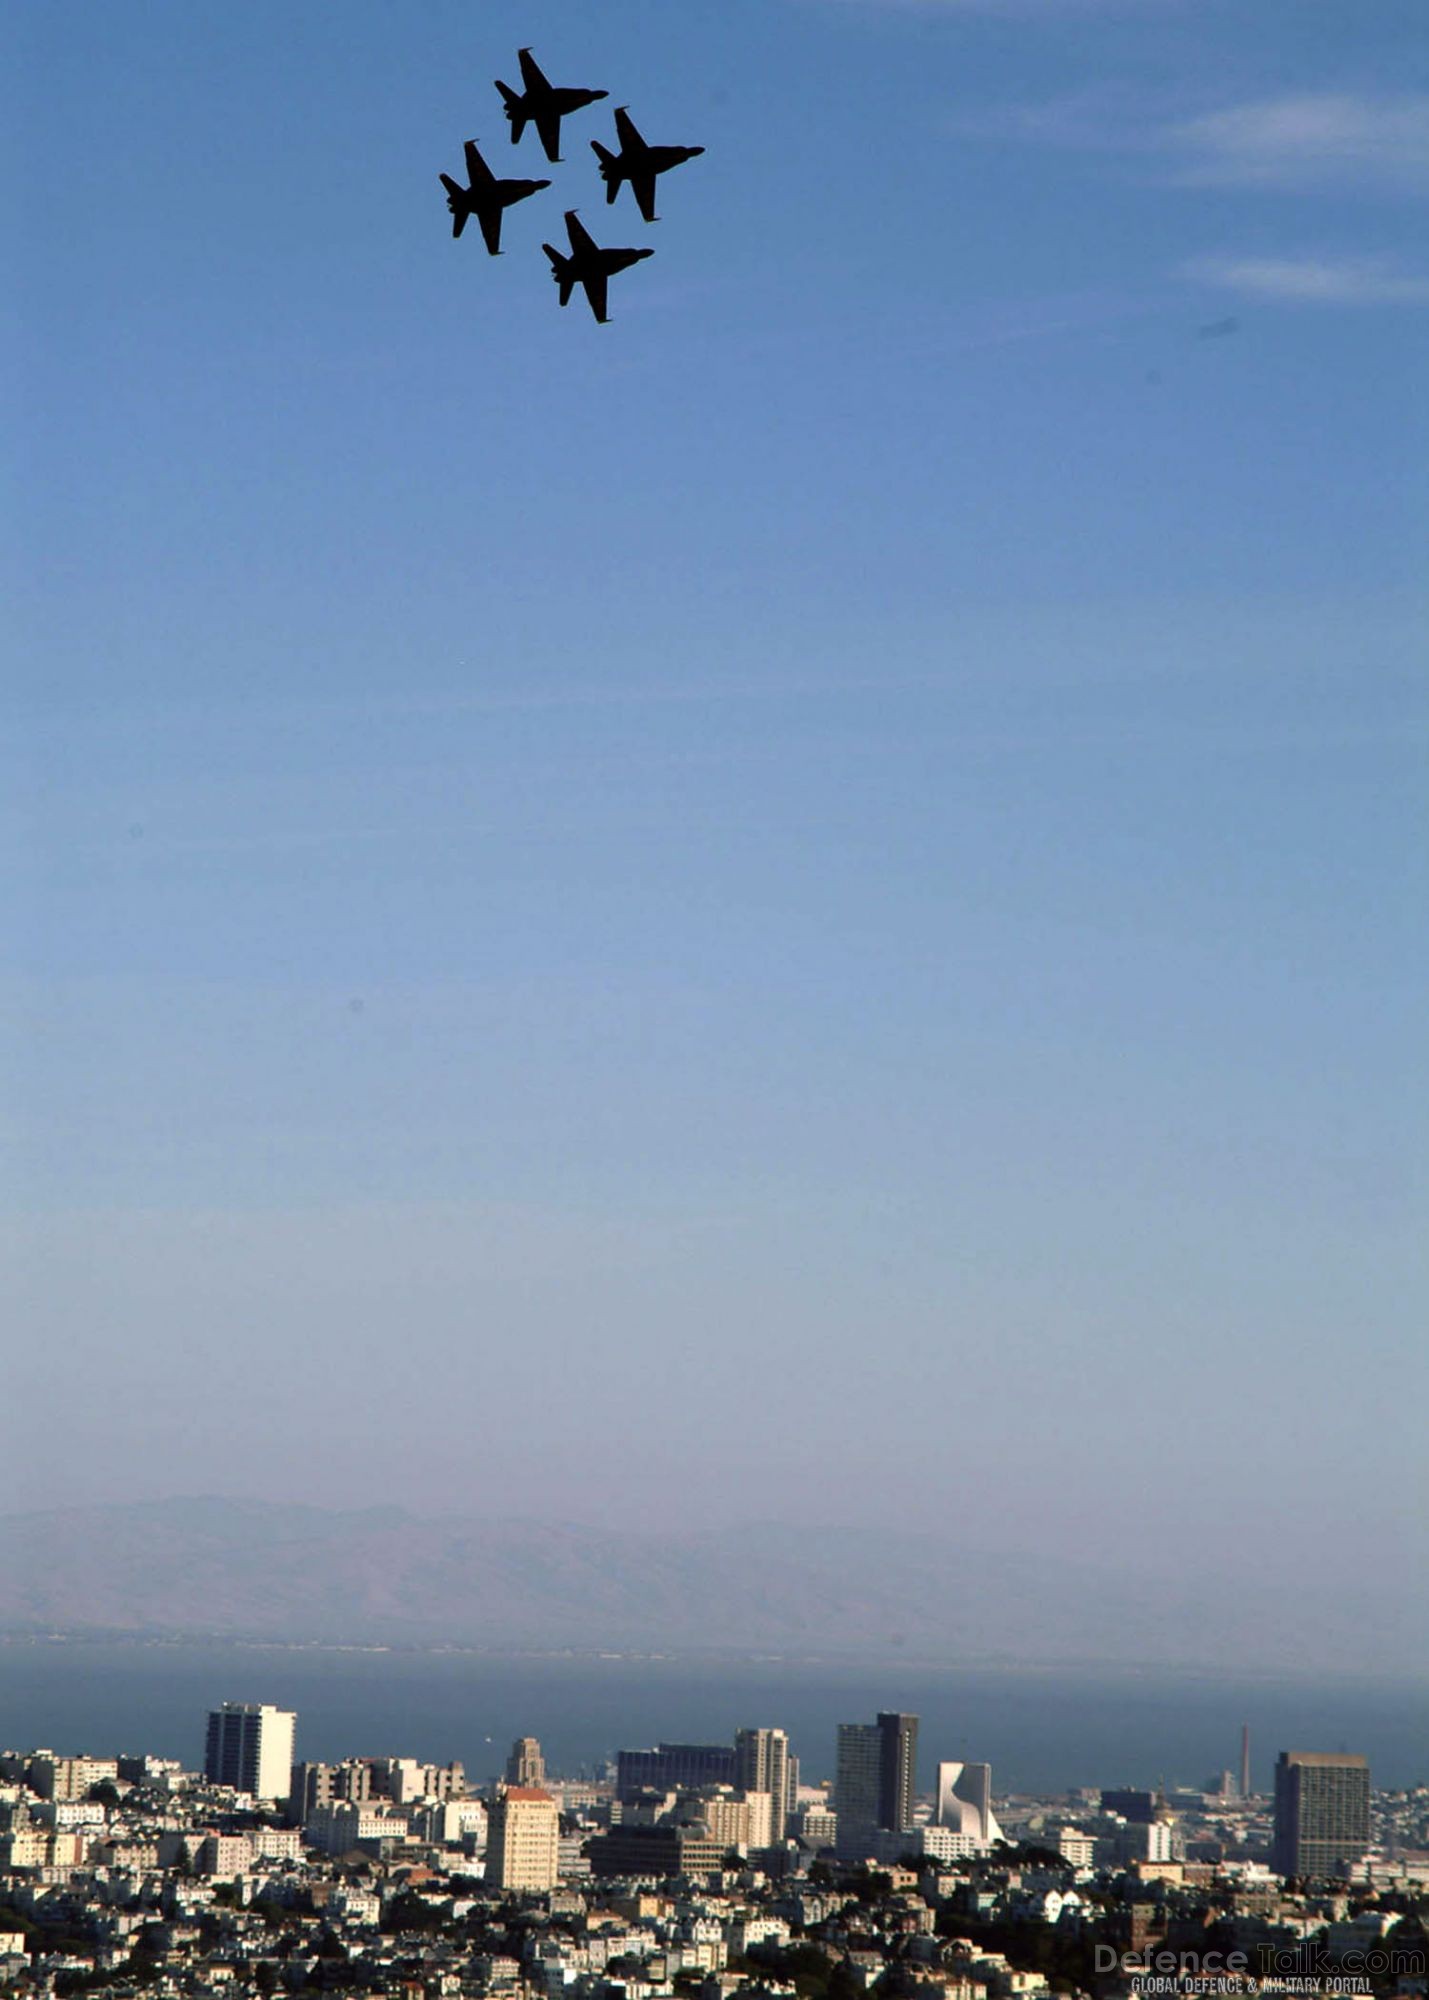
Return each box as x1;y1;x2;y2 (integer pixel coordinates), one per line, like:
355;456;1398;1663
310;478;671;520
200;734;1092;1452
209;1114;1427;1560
734;1727;794;1838
204;1703;296;1801
488;1786;559;1891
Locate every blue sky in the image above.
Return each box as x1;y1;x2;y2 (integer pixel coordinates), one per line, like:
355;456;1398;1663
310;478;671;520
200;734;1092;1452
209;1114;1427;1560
4;1;1425;1619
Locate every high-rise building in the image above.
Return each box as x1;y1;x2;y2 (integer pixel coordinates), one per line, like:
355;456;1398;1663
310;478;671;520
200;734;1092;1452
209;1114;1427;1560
878;1711;918;1839
204;1704;296;1801
835;1711;918;1858
835;1725;882;1857
1272;1752;1370;1880
733;1728;794;1838
487;1787;560;1891
935;1761;1003;1847
1101;1789;1158;1824
616;1742;735;1802
684;1785;775;1851
506;1737;546;1788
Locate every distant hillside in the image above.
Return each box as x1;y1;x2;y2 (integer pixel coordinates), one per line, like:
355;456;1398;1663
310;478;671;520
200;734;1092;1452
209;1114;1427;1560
0;1499;1418;1673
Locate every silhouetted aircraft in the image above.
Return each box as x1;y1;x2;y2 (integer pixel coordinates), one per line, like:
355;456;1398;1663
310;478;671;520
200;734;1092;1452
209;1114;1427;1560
542;211;652;324
592;107;704;223
495;48;607;163
439;140;550;254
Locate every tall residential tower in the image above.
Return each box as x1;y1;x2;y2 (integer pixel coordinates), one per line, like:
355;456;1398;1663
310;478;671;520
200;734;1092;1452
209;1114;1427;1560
835;1711;918;1858
1273;1752;1370;1880
204;1703;296;1802
733;1727;795;1839
488;1787;559;1890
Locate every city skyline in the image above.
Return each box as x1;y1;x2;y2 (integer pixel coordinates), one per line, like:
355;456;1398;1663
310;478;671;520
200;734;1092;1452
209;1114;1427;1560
4;1696;1394;1875
0;1700;1417;2000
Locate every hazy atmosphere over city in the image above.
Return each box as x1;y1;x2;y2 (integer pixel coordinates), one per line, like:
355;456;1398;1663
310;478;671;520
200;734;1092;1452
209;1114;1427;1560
5;0;1426;1684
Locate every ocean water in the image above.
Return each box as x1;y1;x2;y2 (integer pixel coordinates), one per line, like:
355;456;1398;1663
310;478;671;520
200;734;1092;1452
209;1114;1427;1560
0;1640;1422;1794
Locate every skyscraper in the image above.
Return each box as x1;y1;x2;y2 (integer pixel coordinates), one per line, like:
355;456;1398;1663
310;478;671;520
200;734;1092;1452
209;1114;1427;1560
878;1712;918;1837
734;1727;793;1838
935;1761;1003;1847
506;1737;546;1788
1272;1752;1371;1880
204;1703;296;1801
835;1724;882;1857
616;1742;735;1802
488;1787;559;1890
835;1711;918;1858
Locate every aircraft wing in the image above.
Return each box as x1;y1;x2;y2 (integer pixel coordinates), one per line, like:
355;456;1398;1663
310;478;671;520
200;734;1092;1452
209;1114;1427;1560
630;170;658;223
533;108;563;162
564;211;596;254
464;140;493;187
614;106;644;152
439;175;469;238
477;205;503;256
581;272;609;324
518;48;549;92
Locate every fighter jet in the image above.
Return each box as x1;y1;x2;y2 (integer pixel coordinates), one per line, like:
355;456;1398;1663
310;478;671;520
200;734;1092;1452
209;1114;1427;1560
495;47;608;164
542;211;652;324
439;140;550;254
591;107;704;223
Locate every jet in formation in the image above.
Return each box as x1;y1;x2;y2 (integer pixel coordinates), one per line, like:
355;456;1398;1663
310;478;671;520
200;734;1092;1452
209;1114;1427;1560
496;47;608;164
542;210;653;324
592;107;704;223
439;140;551;254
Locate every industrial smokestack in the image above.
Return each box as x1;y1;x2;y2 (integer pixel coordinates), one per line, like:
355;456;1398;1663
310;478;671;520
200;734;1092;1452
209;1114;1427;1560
1240;1724;1251;1799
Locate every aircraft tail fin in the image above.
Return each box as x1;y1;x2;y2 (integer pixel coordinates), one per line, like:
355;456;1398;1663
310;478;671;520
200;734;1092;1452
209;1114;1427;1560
543;244;575;307
591;139;622;201
495;79;527;145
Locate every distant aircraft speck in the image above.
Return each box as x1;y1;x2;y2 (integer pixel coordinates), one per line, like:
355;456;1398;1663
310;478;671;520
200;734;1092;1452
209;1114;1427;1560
439;139;550;254
592;106;705;223
496;47;608;164
1197;316;1240;340
542;210;653;324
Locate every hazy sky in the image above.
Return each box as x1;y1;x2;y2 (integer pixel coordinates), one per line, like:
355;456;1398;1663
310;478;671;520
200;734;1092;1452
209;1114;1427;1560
4;1;1425;1597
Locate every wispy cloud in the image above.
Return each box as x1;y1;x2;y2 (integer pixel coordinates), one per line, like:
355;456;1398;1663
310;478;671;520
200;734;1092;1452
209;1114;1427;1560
1180;254;1429;305
954;88;1429;195
1166;93;1429;192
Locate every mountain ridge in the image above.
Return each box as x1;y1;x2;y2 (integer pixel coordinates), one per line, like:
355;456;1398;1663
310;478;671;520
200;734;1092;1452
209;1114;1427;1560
0;1497;1419;1675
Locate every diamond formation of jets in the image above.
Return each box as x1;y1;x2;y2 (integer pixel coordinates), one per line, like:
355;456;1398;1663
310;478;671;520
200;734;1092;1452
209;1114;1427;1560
439;140;551;254
439;49;702;323
543;211;653;325
591;106;704;223
495;47;608;165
